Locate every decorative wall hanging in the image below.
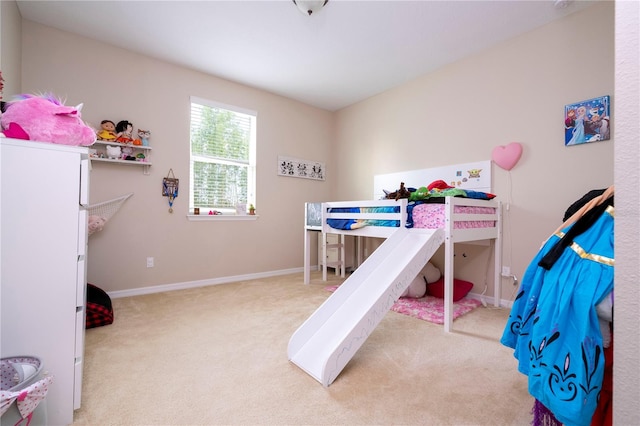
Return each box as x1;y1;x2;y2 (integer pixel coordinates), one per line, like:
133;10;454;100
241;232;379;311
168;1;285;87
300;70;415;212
564;95;610;146
492;142;523;171
277;155;325;181
162;169;179;213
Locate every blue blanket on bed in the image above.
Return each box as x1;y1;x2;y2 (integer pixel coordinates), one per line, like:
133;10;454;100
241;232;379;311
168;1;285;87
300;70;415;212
326;190;496;231
327;206;401;230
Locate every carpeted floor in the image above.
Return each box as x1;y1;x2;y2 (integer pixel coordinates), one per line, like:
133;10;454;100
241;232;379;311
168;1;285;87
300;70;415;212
73;271;533;425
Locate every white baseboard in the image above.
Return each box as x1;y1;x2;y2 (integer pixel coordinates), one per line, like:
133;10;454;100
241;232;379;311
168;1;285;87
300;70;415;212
107;267;304;299
107;267;515;310
467;291;514;309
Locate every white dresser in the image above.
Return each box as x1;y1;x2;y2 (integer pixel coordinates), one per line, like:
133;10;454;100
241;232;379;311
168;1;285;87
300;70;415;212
1;138;90;425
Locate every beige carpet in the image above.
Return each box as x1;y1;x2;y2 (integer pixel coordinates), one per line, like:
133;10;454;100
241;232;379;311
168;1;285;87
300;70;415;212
73;272;533;425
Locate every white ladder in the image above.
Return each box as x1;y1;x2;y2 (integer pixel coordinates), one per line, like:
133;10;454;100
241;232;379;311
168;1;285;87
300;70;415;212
321;232;346;280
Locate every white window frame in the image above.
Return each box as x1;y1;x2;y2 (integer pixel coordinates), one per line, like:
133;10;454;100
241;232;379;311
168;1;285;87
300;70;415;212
189;96;257;218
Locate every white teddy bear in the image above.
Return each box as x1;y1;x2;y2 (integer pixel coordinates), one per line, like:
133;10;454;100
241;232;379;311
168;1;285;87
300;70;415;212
402;262;441;298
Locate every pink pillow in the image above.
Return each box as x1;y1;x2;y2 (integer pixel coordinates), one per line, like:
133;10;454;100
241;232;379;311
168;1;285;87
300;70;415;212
426;278;474;302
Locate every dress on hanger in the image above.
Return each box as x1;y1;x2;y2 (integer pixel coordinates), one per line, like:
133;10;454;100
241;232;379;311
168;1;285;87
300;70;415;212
501;190;614;426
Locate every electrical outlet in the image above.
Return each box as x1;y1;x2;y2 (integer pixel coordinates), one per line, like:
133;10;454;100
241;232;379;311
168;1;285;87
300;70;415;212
146;257;154;268
501;266;511;276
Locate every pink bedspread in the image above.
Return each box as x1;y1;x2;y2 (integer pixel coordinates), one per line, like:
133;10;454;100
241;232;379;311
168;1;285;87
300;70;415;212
412;204;495;229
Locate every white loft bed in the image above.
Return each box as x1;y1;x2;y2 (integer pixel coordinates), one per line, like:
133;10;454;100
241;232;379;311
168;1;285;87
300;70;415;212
302;160;503;332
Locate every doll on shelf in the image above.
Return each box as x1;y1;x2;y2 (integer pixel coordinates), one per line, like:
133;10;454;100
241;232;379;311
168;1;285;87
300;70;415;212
115;120;140;144
96;120;117;141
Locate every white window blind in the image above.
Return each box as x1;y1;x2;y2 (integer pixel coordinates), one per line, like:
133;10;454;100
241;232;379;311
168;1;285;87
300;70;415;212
189;97;256;213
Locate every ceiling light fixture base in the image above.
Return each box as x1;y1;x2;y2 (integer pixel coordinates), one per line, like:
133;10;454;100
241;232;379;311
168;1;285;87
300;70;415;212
553;0;573;9
293;0;329;16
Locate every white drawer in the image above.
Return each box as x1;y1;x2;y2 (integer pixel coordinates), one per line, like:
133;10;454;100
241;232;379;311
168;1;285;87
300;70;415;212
74;307;85;410
78;209;88;256
76;259;87;307
74;357;83;410
75;308;85;359
80;158;90;206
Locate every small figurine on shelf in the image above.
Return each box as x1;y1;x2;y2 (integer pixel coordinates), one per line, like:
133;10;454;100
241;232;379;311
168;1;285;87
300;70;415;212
115;120;141;145
138;129;151;146
121;145;136;161
97;120;117;141
106;145;121;160
249;204;256;215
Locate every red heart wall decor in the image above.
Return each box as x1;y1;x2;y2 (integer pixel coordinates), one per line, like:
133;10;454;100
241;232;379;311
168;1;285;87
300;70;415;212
491;142;523;171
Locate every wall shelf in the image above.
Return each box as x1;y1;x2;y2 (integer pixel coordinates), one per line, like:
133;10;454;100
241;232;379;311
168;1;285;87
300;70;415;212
90;141;152;174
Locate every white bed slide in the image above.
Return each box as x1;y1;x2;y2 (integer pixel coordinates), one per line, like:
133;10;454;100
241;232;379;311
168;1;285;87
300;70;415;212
288;227;445;387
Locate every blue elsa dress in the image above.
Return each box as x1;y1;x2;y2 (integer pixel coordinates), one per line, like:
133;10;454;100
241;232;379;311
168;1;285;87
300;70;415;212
567;117;585;145
501;206;614;426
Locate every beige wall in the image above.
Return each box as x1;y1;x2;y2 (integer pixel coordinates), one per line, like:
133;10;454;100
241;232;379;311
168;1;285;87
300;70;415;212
4;0;639;422
334;2;614;301
17;20;334;293
10;2;614;300
0;0;22;95
613;0;640;422
8;2;614;301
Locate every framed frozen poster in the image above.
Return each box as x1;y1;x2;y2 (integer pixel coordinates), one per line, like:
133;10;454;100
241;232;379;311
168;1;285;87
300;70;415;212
564;95;610;146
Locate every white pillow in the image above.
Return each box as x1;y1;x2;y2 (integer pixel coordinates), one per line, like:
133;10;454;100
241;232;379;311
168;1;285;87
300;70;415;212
402;274;427;298
401;262;442;298
423;262;442;283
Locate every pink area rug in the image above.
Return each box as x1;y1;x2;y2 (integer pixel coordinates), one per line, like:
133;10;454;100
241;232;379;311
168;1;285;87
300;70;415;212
325;285;482;324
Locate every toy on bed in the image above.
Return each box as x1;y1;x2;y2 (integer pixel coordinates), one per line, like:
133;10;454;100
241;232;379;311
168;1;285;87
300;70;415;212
0;93;96;146
408;180;489;202
384;182;411;200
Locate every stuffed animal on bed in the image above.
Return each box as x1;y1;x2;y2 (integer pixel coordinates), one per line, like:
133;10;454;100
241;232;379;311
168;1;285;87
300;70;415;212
385;182;412;200
401;262;442;298
1;93;96;146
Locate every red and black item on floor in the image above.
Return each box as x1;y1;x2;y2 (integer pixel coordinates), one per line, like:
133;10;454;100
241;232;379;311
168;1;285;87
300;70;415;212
85;283;114;329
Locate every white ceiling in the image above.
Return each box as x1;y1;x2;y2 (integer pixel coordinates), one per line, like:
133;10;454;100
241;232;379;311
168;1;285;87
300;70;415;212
16;0;595;111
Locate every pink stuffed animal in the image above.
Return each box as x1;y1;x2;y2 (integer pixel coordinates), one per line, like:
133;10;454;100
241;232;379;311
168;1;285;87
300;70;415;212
1;93;96;146
88;215;107;235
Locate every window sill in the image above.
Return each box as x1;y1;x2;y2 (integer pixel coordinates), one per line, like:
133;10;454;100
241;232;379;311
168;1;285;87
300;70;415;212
187;214;259;222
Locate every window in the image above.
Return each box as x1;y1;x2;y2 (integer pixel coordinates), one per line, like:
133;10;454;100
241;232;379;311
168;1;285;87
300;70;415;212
189;97;256;215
